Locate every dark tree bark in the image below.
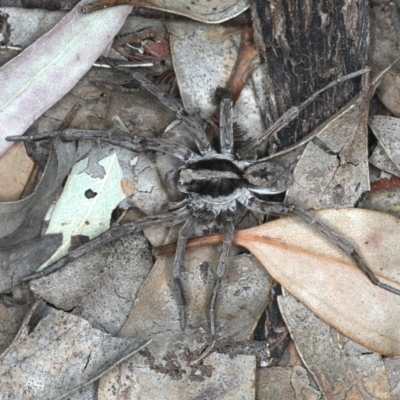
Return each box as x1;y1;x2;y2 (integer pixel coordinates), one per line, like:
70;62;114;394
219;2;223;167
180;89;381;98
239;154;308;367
250;0;369;151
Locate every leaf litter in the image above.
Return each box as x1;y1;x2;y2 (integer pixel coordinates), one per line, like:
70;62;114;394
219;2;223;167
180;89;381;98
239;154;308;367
0;0;131;155
0;306;149;400
2;1;400;398
38;152;126;270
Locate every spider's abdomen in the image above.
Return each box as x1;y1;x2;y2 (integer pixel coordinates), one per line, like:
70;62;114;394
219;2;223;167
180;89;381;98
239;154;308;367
178;159;244;204
244;162;293;195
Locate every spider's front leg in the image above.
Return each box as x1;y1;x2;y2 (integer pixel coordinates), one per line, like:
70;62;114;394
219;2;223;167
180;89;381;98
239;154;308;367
7;129;202;164
238;67;371;158
131;72;216;157
239;192;400;297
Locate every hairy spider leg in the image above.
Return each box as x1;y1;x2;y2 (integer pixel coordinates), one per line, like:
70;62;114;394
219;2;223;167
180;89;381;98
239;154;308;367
209;218;235;337
239;193;400;297
131;72;216;157
18;208;190;283
238;67;371;158
172;215;196;330
10;129;202;164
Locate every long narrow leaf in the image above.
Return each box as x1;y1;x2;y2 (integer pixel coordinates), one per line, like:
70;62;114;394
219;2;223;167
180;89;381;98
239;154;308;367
0;0;132;155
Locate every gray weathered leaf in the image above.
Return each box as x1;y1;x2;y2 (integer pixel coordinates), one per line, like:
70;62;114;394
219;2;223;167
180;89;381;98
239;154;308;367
278;295;392;400
0;308;148;400
286;79;370;209
98;247;272;398
0;234;62;293
168;21;265;144
369;116;400;171
31;233;153;335
369;4;400;116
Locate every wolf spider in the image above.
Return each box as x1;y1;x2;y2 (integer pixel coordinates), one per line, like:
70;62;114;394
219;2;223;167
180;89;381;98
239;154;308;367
9;66;400;338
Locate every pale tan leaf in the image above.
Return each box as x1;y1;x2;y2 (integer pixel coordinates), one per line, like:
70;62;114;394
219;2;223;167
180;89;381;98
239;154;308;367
232;208;400;356
0;142;34;201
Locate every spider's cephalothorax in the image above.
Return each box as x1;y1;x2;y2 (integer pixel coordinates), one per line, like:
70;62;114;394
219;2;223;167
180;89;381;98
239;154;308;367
178;157;293;200
12;68;385;338
176;156;293;218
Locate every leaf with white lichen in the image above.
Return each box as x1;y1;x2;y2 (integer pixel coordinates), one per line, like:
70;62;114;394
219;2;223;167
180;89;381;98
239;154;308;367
39;153;125;270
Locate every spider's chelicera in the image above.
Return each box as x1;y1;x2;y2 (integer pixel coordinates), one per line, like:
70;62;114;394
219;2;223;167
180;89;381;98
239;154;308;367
11;67;400;338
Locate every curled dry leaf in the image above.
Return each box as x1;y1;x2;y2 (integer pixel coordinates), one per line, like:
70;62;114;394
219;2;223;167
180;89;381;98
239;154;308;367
82;0;249;23
0;0;132;155
231;208;400;356
0;139;90;246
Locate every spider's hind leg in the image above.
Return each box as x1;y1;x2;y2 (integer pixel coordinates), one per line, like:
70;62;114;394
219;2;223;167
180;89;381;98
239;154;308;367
239;192;400;297
209;217;235;338
173;214;196;330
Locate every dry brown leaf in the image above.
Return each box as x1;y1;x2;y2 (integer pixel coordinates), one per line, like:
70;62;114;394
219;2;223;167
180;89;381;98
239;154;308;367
0;142;34;201
231;208;400;356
